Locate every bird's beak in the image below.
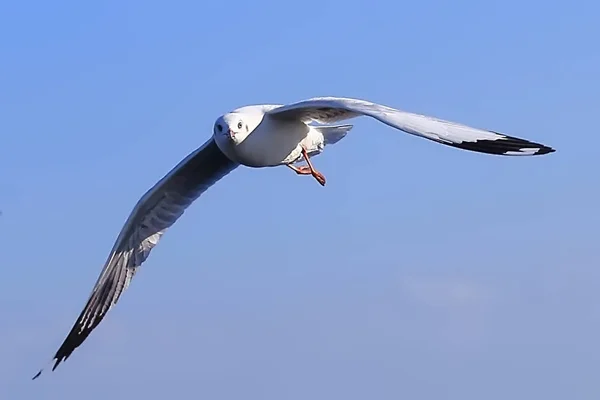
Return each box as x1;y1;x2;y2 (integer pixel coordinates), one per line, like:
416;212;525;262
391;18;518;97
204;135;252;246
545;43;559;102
227;129;235;141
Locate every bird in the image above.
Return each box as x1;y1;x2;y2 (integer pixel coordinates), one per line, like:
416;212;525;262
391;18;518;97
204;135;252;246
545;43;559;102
32;96;555;379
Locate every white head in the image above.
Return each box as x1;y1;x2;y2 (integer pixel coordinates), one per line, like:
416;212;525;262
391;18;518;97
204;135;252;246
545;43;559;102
213;111;260;146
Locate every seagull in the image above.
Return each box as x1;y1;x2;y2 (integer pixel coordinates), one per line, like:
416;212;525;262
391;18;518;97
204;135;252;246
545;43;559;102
32;96;555;379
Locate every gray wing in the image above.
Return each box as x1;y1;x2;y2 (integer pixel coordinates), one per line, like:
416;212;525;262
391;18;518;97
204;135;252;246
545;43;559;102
33;138;238;379
266;97;555;156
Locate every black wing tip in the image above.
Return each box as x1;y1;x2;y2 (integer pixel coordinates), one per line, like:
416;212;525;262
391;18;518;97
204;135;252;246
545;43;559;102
31;318;94;381
535;144;556;155
450;133;556;156
32;355;66;380
32;369;43;380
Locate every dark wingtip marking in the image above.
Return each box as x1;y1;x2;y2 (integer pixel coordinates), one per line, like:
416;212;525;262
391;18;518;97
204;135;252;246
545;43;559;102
32;369;42;380
448;133;555;156
535;145;556;155
52;355;66;371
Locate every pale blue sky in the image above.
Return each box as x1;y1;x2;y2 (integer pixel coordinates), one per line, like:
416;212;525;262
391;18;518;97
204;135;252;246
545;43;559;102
1;0;598;398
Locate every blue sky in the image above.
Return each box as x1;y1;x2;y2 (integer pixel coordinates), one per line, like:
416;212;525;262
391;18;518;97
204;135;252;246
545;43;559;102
1;0;599;398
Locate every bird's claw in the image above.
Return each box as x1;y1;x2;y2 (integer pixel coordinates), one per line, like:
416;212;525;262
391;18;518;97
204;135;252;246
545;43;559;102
313;171;326;186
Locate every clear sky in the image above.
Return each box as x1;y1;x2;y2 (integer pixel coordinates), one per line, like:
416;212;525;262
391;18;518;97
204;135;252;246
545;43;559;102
1;0;598;398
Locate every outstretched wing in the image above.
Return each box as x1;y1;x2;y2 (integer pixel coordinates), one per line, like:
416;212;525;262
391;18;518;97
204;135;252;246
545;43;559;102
266;97;555;156
33;138;238;379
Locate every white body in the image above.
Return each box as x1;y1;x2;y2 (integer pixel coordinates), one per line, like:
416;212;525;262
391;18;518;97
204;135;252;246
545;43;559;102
213;104;348;168
215;108;311;166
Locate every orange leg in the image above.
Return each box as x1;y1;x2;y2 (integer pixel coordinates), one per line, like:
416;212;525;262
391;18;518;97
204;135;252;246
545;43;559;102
286;147;326;186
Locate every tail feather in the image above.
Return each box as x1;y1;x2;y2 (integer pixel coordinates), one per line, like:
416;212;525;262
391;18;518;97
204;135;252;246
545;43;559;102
315;124;353;145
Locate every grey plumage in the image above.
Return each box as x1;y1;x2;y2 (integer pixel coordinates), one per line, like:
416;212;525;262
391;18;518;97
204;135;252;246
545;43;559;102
33;138;238;379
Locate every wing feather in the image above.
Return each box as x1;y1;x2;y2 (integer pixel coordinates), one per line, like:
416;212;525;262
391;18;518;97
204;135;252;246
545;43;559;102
266;97;555;156
33;138;238;379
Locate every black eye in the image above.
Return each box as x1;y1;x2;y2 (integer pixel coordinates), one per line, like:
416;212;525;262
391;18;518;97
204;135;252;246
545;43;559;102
217;124;223;132
237;121;243;129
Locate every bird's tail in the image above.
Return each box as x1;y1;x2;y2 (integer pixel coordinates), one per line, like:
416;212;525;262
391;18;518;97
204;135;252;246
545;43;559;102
315;124;353;145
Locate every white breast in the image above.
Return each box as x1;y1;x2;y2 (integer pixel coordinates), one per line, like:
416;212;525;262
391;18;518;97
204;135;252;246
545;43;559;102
233;116;313;167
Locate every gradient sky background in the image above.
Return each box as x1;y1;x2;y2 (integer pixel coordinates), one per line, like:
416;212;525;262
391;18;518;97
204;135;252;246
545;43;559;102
1;0;599;398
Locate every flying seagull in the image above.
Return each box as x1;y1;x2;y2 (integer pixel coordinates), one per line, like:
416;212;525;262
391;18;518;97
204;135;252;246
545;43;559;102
32;96;555;379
